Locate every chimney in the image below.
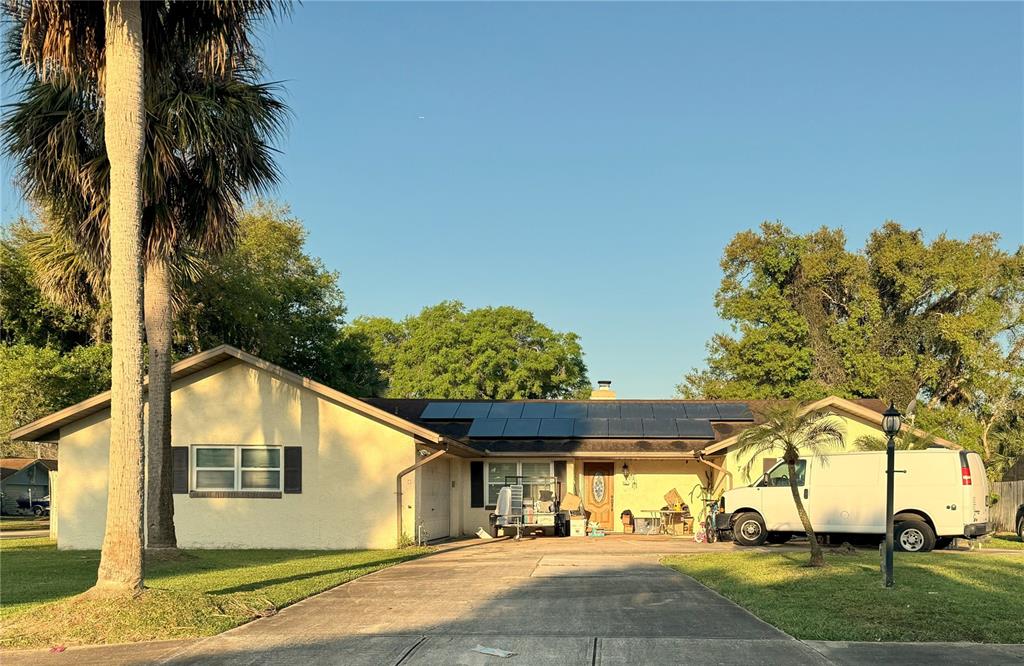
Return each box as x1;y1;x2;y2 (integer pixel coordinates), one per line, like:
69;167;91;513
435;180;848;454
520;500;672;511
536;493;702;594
590;380;617;400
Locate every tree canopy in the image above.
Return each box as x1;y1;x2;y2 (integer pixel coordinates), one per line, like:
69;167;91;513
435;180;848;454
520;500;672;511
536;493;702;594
680;221;1024;476
349;301;591;399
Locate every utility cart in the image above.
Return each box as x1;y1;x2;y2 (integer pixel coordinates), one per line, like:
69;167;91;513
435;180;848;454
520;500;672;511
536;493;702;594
490;475;567;538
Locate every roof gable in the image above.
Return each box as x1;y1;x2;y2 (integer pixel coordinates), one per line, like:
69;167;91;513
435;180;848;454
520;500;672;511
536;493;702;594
0;457;57;481
698;395;957;456
9;346;444;445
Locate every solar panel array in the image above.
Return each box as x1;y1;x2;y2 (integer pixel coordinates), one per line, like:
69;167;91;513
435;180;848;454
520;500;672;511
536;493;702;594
420;401;753;440
420;401;753;422
465;417;717;440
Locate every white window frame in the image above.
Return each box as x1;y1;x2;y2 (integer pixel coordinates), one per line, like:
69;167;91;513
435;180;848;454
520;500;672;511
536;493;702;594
192;445;284;492
484;460;555;506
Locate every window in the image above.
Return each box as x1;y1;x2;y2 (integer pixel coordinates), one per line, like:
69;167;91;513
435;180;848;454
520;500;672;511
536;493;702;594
194;446;282;492
485;461;555;505
762;460;806;487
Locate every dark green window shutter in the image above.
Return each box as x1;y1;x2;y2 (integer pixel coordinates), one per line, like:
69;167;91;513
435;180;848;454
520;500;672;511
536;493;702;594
284;447;302;493
470;461;484;508
172;448;189;494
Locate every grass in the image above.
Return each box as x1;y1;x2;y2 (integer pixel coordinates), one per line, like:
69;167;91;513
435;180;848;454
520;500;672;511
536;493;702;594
980;532;1024;550
0;516;49;532
0;538;430;649
664;549;1024;643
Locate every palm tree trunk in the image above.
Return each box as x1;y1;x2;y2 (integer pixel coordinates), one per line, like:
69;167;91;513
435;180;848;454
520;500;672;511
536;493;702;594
144;259;177;549
787;461;825;567
93;0;146;595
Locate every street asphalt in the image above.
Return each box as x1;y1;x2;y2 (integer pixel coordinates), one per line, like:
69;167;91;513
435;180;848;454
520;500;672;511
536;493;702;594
3;536;1022;665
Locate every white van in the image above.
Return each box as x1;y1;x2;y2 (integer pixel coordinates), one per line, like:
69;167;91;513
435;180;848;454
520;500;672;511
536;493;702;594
718;449;990;552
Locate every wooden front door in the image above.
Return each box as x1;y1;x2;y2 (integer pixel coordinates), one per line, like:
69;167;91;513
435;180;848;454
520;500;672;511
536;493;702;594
584;462;614;531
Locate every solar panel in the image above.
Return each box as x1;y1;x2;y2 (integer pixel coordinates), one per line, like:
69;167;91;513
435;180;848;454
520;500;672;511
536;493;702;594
454;402;492;419
642;418;678;437
651;403;689;419
488;403;524;419
467;418;507;438
620;403;654;419
684;403;720;419
554;403;588;419
675;418;716;439
715;403;754;421
502;418;541;438
522;403;557;419
607;417;644;437
538;418;574;438
419;402;460;420
587;403;620;418
574;418;609;437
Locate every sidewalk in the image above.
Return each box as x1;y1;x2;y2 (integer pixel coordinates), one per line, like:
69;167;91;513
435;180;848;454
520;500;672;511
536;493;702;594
0;529;49;540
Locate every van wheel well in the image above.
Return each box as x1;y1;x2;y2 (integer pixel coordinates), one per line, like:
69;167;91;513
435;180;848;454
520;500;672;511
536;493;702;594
729;508;760;526
894;510;934;531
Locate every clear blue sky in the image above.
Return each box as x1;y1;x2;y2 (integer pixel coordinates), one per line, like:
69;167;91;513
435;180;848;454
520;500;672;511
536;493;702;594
3;2;1022;398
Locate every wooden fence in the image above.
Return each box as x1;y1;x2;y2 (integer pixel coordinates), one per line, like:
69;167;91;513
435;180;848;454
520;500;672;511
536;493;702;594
990;480;1023;532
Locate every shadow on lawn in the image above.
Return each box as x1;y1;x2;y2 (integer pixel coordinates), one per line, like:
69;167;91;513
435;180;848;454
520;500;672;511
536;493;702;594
206;553;420;595
666;551;1024;642
0;541;426;613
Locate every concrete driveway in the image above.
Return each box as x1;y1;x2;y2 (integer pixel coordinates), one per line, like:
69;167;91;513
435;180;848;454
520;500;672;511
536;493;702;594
171;536;827;665
7;536;1023;665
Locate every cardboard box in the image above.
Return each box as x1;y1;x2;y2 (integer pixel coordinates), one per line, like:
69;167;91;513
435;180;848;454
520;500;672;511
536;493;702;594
569;519;586;537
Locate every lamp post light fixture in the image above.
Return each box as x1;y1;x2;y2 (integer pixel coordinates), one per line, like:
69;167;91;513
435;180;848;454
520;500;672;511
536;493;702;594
881;401;903;588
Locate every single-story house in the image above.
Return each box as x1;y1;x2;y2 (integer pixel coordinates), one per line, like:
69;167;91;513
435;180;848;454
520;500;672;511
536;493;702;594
0;457;57;515
9;345;955;550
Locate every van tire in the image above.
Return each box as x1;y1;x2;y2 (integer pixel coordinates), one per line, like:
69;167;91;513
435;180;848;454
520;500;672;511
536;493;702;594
1017;516;1023;540
895;520;936;552
733;512;767;546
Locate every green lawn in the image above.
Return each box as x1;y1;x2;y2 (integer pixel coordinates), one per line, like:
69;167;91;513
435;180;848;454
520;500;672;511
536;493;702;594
0;538;429;649
664;549;1024;643
0;516;49;532
980;532;1024;550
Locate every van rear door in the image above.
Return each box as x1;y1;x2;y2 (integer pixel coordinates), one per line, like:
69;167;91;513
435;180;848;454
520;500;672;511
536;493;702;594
960;451;989;529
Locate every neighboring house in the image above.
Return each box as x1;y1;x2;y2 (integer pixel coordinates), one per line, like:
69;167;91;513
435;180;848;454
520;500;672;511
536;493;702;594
0;458;57;515
9;345;955;550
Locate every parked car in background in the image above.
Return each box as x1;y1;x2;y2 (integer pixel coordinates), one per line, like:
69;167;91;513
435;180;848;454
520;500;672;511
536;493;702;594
1016;503;1023;539
31;495;50;517
718;449;990;552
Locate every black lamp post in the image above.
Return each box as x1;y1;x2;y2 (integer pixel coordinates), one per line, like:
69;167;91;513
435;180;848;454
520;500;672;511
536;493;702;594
881;401;902;588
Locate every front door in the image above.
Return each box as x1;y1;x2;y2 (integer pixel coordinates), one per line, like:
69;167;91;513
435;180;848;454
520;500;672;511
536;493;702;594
584;462;614;531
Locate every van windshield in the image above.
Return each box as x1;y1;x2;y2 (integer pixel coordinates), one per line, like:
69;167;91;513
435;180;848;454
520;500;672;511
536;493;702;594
760;460;806;487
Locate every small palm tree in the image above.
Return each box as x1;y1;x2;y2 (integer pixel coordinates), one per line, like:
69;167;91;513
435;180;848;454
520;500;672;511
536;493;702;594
735;403;845;567
854;429;935;451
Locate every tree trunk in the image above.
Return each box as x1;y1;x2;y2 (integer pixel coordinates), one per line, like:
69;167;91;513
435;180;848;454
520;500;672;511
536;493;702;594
787;461;825;567
144;259;177;549
93;0;146;595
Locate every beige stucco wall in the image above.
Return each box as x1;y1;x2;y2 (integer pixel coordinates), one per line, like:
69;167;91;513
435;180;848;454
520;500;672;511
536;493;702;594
722;411;891;488
57;359;421;550
604;459;707;530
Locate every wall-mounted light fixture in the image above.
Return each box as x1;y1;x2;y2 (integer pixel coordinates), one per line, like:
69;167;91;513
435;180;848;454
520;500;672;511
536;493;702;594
622;463;631;481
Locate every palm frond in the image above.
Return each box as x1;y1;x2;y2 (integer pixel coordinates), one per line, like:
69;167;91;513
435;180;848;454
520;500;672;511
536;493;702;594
23;225;106;314
736;403;846;479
